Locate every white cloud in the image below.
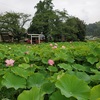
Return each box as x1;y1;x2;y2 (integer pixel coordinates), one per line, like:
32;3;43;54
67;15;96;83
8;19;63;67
0;0;100;25
53;0;100;24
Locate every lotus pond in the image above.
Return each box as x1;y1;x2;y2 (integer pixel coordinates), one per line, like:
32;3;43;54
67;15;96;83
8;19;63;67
0;41;100;100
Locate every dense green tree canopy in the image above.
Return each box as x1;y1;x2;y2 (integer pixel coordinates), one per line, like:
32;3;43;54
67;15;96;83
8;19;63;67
65;17;86;41
28;0;56;41
0;12;31;42
86;21;100;37
28;0;86;42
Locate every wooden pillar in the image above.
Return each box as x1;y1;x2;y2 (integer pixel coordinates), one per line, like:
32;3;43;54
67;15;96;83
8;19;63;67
31;35;32;44
38;35;40;44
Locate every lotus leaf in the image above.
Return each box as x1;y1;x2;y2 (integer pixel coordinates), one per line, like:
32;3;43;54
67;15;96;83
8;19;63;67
49;90;67;100
58;63;72;70
90;84;100;100
55;74;90;100
2;72;26;89
17;86;45;100
27;73;45;88
11;67;30;79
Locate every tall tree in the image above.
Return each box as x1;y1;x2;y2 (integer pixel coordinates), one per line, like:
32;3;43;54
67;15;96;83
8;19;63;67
0;12;31;42
28;0;86;42
28;0;58;41
65;16;86;41
86;21;100;37
52;9;68;42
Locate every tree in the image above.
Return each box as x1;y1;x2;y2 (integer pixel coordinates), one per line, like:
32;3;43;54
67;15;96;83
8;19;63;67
86;21;100;37
28;0;55;41
52;9;69;42
28;0;69;42
28;0;86;42
0;12;31;42
65;16;86;41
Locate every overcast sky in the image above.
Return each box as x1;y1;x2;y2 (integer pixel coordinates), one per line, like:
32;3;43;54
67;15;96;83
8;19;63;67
0;0;100;26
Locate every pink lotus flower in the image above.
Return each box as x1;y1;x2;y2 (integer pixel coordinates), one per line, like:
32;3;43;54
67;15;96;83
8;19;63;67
5;59;15;67
62;46;66;49
52;46;57;49
50;43;53;46
48;59;54;66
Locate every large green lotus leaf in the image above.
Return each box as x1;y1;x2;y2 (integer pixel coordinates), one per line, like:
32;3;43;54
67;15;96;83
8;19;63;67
75;72;90;83
42;58;48;64
58;63;72;70
49;90;67;100
54;52;67;60
55;74;90;100
27;73;45;88
17;86;45;100
0;69;5;75
66;55;75;63
86;56;98;64
2;72;26;89
96;61;100;69
90;68;100;74
66;70;76;76
72;64;87;71
11;67;30;79
91;74;100;82
23;57;29;63
41;82;55;94
0;52;4;59
93;47;100;56
0;77;3;89
54;53;65;61
54;53;74;63
90;84;100;100
47;66;58;72
18;63;30;69
49;71;64;83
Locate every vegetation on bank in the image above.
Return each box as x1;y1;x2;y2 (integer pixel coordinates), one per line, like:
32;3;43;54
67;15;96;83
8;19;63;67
0;41;100;100
86;21;100;37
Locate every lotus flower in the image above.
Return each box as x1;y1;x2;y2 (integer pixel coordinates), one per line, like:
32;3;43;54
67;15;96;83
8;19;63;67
52;45;57;49
48;59;54;66
62;46;66;49
50;43;53;46
5;59;15;67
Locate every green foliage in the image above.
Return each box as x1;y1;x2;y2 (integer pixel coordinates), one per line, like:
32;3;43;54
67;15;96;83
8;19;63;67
2;72;26;89
28;0;85;42
27;73;45;88
49;90;67;100
90;85;100;100
0;12;31;42
86;21;100;37
65;17;86;41
0;41;100;99
41;81;55;94
56;74;90;100
17;86;45;100
58;63;72;71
